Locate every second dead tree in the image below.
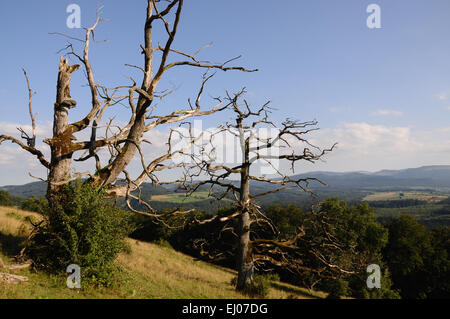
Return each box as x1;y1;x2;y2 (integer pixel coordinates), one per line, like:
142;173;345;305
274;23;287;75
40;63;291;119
181;90;336;291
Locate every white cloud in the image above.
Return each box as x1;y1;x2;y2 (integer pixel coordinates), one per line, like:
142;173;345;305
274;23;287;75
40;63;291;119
370;109;403;117
0;147;15;164
1;120;450;185
438;93;448;101
0;121;52;138
302;122;450;173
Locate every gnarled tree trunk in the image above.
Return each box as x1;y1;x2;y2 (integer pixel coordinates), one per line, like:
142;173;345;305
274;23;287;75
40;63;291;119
236;204;254;290
236;119;254;290
46;57;80;202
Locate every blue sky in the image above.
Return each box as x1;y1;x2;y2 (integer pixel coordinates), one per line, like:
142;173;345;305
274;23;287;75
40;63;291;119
1;0;450;185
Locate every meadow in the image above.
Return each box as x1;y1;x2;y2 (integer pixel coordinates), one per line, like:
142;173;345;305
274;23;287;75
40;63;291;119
363;191;447;202
0;206;326;299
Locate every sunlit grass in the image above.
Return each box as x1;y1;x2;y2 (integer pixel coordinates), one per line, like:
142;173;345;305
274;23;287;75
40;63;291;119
0;206;326;299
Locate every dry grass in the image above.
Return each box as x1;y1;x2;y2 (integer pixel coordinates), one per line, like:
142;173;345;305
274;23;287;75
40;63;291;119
0;206;326;299
117;239;325;299
0;206;41;236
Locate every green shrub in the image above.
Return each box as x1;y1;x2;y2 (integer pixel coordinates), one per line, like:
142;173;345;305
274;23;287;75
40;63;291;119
264;272;280;282
231;274;273;298
21;197;48;214
324;278;349;299
27;181;133;286
349;267;401;299
0;190;14;207
244;275;272;298
155;239;173;249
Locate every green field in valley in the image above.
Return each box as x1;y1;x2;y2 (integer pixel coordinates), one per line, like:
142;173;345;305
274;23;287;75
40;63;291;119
363;191;447;202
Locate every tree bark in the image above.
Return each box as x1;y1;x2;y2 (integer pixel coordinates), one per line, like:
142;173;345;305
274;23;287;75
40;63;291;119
100;110;148;186
236;167;254;290
95;1;154;187
237;208;254;290
236;118;254;290
46;57;80;201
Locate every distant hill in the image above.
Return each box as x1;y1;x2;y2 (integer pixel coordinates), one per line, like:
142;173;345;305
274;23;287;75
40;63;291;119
0;181;171;199
0;182;47;199
246;165;450;205
292;165;450;189
2;165;450;204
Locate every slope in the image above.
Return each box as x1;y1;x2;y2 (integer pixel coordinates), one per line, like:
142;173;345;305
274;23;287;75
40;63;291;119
0;206;325;299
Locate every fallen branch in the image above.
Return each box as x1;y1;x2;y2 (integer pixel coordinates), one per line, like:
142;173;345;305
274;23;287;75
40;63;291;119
0;272;29;284
7;263;32;271
0;256;32;271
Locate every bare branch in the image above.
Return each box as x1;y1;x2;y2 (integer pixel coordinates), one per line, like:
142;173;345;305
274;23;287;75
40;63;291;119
18;68;37;147
0;135;49;169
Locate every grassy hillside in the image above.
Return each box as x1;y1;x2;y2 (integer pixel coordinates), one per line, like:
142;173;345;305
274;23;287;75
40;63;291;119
0;206;325;299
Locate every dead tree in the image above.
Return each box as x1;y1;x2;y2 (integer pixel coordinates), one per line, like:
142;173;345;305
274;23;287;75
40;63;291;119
181;90;336;291
0;1;256;214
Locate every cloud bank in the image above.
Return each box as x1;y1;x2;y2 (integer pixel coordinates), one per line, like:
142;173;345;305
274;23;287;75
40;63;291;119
0;121;450;186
